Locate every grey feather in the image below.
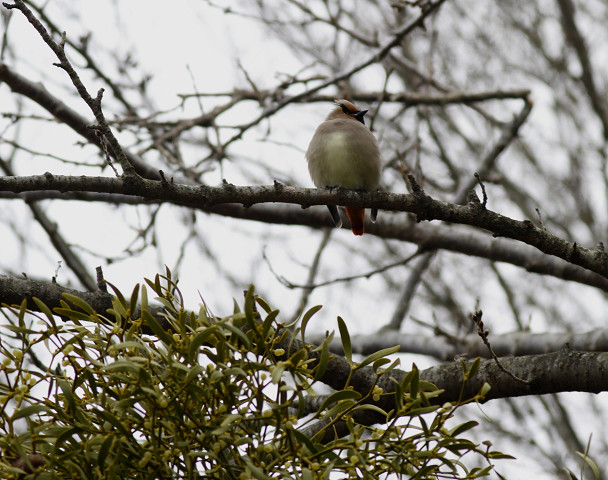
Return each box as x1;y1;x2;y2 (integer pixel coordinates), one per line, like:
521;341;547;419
327;205;342;228
371;207;378;223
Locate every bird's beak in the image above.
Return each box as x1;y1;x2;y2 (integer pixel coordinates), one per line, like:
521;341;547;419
354;109;368;125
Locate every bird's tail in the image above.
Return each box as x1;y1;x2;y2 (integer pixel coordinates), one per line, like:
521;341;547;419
345;207;365;236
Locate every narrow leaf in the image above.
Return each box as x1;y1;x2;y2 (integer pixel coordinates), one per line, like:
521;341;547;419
337;316;352;364
355;345;400;370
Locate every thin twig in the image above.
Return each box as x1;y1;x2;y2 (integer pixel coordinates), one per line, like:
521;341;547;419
474;173;488;208
265;249;421;290
471;309;530;384
289;228;333;324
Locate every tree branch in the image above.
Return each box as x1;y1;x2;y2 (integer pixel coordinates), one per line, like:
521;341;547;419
180;88;532;107
0;158;96;291
3;273;607;437
276;328;608;431
308;327;608;361
0;62;160;180
557;0;608;140
0;274;171;332
3;0;137;176
4;272;608;362
0;174;607;278
3;190;606;294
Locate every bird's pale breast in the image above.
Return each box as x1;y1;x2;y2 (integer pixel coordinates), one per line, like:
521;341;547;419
306;119;380;191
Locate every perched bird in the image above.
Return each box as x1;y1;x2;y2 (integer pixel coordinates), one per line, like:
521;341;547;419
306;99;381;235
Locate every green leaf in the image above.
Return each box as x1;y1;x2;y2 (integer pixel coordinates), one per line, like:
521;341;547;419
244;458;268;480
261;309;279;341
12;404;50;421
53;308;92;322
488;451;516;459
189;326;219;360
141;310;174;346
562;468;579;480
337;316;352;364
54;426;83;453
324;398;357;418
271;362;287;384
244;284;256;325
104;360;143;374
575;451;601;480
406;405;439;416
98;434;114;469
106;281;129;310
222;321;252;350
465;357;481;380
301;305;322;342
141;284;148;312
355;345;400;370
112;341;144;352
291;429;320;454
380;358;401;375
313;335;332;381
32;297;57;326
372;357;391;371
318;389;362;413
232;297;241;314
184;364;204;384
254;295;272;314
410;365;419;399
352;403;389;417
129;283;140;316
57;378;77;412
448;420;478;437
212;414;241;435
110;296;128;321
97;409;132;438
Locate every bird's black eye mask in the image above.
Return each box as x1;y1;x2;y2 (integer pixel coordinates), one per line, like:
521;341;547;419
339;103;367;125
339;103;355;115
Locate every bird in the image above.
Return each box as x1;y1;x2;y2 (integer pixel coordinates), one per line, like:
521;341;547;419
306;99;381;235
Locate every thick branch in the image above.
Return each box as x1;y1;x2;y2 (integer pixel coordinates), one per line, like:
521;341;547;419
307;328;608;361
4;273;608;360
277;329;608;430
1;174;607;278
1;190;605;291
3;275;607;434
0;274;169;331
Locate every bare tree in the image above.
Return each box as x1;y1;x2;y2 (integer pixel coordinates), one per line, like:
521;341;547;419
1;0;608;477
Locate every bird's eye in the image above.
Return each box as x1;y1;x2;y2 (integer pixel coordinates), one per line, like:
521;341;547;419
340;103;355;115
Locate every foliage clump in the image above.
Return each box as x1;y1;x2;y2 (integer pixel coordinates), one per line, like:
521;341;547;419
0;271;510;479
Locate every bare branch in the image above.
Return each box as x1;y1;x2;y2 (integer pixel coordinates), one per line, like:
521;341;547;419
307;327;608;361
386;251;435;330
557;0;608;140
0;62;160;180
1;174;607;278
2;0;136;175
1;181;607;291
454;99;533;204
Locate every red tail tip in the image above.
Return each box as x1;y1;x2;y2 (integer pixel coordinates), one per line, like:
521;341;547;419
345;206;365;236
